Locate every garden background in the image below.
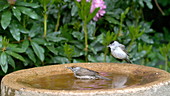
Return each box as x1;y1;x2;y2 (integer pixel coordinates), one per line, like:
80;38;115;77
0;0;170;79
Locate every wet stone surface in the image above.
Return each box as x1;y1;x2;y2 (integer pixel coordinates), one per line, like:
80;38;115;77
18;72;141;90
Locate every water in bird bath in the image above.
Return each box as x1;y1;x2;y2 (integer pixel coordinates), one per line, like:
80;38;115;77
17;72;141;90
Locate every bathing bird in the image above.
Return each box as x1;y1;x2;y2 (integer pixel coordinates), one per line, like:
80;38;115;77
67;66;111;80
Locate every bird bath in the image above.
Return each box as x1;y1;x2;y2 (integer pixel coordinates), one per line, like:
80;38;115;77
1;63;170;96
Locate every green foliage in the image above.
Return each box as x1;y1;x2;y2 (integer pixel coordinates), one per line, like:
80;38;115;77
102;31;114;62
102;31;114;46
0;0;39;41
159;43;170;71
64;43;75;62
31;41;45;62
0;0;169;74
1;10;12;29
0;37;25;73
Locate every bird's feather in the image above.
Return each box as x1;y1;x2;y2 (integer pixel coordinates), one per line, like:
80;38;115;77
76;67;99;76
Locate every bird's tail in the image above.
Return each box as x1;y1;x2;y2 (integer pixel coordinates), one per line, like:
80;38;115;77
125;58;133;64
96;75;112;80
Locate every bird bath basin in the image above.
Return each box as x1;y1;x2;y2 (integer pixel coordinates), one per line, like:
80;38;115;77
1;63;170;96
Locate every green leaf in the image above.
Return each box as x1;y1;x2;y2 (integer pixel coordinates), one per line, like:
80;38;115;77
139;0;144;7
71;4;78;16
73;59;85;63
17;7;39;20
70;40;84;49
87;7;100;23
23;58;30;66
8;43;26;53
120;8;129;20
7;43;17;48
75;0;83;19
0;52;8;72
83;0;91;16
88;55;97;62
141;34;154;44
26;48;36;63
8;55;15;69
29;23;41;37
74;0;81;8
72;31;84;40
39;0;52;7
12;7;21;21
46;32;60;40
9;22;20;41
124;7;130;14
0;36;2;41
16;2;40;8
0;36;2;48
17;23;29;33
1;63;8;73
31;42;45;62
51;56;69;64
144;0;153;9
1;10;12;29
105;16;120;25
46;36;67;42
102;31;114;46
87;22;96;38
32;38;46;44
46;45;58;55
0;4;10;12
8;46;25;53
63;43;75;59
22;40;29;51
6;51;25;62
0;52;7;66
72;48;83;57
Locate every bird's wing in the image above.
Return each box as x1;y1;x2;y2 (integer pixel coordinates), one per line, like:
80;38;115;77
76;68;98;76
119;44;125;50
119;44;129;55
119;44;132;63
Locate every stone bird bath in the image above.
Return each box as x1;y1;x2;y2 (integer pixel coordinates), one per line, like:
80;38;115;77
1;63;170;96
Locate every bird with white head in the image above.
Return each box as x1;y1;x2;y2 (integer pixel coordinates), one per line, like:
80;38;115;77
107;41;132;63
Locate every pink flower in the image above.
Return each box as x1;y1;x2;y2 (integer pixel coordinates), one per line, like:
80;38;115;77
77;0;90;2
90;0;106;21
77;0;106;21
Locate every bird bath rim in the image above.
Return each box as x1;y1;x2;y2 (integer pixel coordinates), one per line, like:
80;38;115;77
1;63;170;96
